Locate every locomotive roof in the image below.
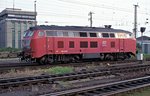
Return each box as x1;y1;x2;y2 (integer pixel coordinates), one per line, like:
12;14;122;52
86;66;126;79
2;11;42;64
29;25;131;33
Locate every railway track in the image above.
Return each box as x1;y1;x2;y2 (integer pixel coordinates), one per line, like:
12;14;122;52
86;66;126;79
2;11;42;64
0;62;40;74
0;59;142;74
0;63;150;91
44;75;150;96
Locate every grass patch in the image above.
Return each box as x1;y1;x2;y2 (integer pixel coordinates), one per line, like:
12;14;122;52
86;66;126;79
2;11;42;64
117;87;150;96
144;54;150;59
1;68;44;79
0;47;20;52
44;66;74;74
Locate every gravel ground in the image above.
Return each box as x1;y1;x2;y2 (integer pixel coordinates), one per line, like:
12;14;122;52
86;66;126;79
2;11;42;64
0;75;119;96
0;62;149;96
0;58;20;63
0;59;147;95
0;69;44;79
0;62;110;96
0;84;54;96
0;61;102;79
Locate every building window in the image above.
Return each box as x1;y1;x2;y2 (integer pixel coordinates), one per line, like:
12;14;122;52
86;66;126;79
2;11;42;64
79;32;87;37
90;41;97;48
89;33;97;37
80;41;88;48
111;42;115;48
12;22;15;48
58;41;64;48
69;41;74;48
28;21;33;28
102;33;109;38
144;44;148;54
23;22;27;31
18;22;21;48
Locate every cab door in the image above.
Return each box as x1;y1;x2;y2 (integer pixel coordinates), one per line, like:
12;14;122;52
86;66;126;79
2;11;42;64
36;31;47;57
46;36;55;54
45;31;57;54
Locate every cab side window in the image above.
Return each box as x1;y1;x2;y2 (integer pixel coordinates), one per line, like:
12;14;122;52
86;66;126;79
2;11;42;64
89;33;97;37
102;33;109;38
38;31;45;37
79;32;87;37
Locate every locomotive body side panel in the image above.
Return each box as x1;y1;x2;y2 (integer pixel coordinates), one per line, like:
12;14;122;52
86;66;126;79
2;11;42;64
31;34;136;58
66;37;80;54
100;38;119;53
124;38;136;54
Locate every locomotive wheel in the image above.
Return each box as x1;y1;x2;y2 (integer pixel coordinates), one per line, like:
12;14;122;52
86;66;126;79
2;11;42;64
47;57;53;64
74;55;80;63
40;58;45;64
121;55;126;60
25;58;31;63
100;53;105;60
37;57;47;64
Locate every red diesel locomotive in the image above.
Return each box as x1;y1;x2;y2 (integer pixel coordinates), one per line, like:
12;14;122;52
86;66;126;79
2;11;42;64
21;25;136;64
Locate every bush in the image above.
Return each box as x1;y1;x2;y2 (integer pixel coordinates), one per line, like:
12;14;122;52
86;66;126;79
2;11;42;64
144;54;150;59
0;47;20;52
44;66;73;74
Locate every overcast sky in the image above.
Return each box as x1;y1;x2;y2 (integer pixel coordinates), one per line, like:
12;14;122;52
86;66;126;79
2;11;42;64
0;0;150;37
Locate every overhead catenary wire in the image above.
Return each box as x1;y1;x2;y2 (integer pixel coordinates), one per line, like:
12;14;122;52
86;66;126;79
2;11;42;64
0;0;149;28
57;0;150;15
0;0;150;15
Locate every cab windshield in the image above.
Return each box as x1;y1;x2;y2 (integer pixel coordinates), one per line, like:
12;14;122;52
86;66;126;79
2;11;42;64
23;31;34;37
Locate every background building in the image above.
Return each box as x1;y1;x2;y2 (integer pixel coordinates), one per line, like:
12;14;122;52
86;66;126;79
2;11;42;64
137;36;150;54
0;8;36;48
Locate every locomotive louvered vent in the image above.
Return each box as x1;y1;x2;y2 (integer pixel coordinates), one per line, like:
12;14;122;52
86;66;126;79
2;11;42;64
104;25;112;28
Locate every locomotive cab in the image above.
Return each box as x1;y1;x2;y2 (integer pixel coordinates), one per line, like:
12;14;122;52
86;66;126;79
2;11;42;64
20;30;35;62
21;29;47;62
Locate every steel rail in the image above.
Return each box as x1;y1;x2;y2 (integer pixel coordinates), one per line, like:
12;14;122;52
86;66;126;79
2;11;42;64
0;59;139;68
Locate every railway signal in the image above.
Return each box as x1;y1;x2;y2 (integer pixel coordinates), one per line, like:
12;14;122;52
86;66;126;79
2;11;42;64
140;27;146;62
